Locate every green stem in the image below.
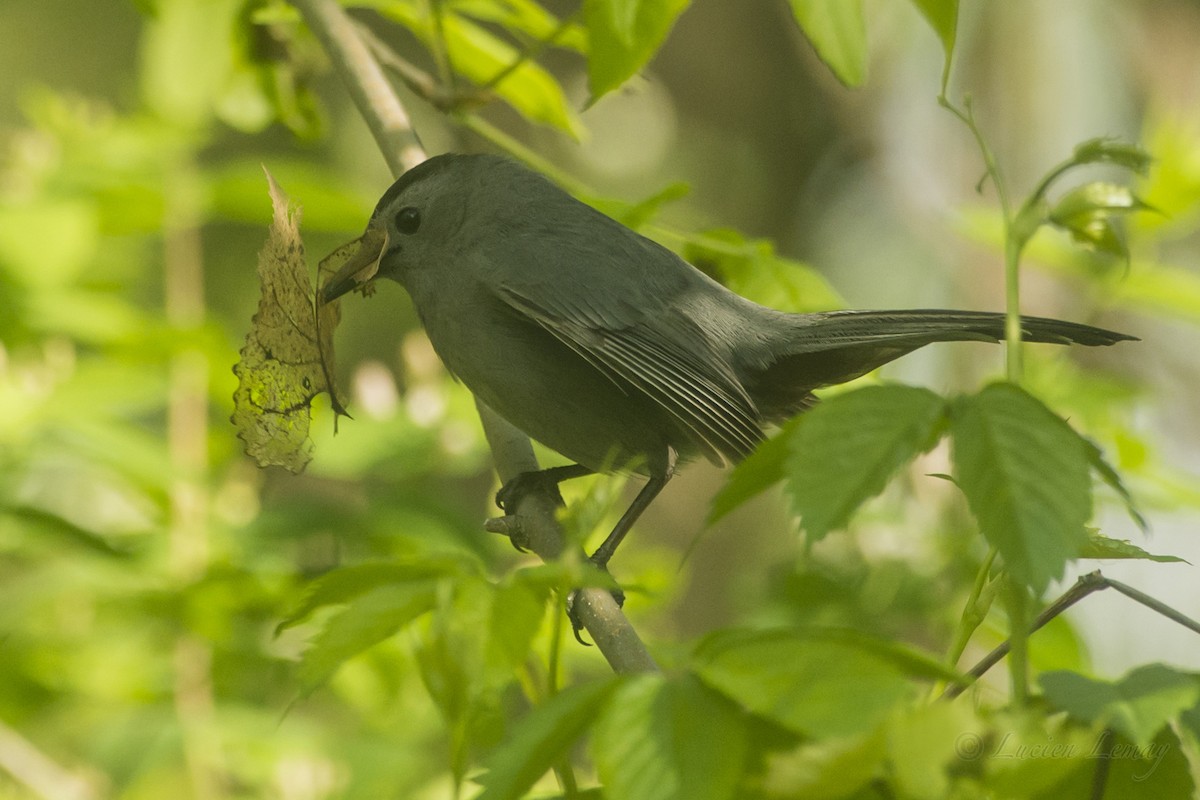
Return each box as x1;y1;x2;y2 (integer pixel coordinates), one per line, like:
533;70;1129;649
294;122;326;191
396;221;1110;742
939;96;1025;383
425;0;454;89
481;10;579;92
950;549;998;665
1004;234;1023;382
1003;578;1030;707
457;114;591;196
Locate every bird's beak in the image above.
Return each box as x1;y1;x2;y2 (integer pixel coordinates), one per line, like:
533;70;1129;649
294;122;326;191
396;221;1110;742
319;224;389;304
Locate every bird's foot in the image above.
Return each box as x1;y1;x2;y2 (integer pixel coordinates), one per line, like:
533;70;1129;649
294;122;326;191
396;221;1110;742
495;469;567;514
565;559;625;646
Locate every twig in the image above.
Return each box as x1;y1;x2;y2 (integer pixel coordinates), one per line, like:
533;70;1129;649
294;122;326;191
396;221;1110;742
291;0;657;675
942;570;1200;699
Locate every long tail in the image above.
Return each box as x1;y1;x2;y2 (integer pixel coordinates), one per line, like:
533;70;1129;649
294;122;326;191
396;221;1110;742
743;309;1136;422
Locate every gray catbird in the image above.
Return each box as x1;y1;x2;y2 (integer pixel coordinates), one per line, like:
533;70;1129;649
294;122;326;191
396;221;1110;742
322;153;1134;580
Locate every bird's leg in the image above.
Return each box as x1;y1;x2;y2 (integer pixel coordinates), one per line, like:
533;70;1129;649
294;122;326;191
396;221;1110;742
568;450;677;642
495;463;594;515
588;468;673;569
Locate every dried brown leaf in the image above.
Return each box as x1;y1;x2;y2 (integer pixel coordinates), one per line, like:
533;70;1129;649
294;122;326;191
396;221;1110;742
231;168;349;473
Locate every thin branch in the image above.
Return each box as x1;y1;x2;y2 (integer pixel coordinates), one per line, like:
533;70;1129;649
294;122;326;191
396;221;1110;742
942;570;1200;699
291;0;657;675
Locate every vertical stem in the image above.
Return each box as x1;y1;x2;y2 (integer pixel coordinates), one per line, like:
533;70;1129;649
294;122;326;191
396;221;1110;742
164;162;225;800
1003;580;1030;707
1004;236;1023;383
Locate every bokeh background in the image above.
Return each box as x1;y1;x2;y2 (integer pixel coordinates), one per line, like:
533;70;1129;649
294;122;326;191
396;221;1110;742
2;0;1200;797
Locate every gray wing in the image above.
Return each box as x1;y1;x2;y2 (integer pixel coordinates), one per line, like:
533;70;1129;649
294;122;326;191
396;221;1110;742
493;282;764;465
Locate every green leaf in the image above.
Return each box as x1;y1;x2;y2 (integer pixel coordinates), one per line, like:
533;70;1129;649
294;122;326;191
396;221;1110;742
377;2;583;136
476;678;620;800
683;228;843;313
584;0;692;101
297;582;439;693
1081;531;1187;564
3;505;135;558
1048;181;1155;258
950;384;1092;593
589;181;691;231
486;576;549;669
908;0;958;62
1028;726;1194;799
1084;439;1147;532
691;629;923;738
1040;664;1200;748
455;0;588;53
760;727;887;799
592;674;747;800
708;415;800;523
787;0;868;87
1072;138;1154;175
785;385;949;542
277;560;464;633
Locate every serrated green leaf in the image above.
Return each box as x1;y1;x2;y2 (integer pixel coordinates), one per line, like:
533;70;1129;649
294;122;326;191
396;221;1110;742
1040;665;1200;748
592;674;747;800
950;384;1092;593
297;582;438;693
784;385;948;542
1084;439;1147;532
476;678;620;800
584;0;692;101
691;629;920;738
1072;138;1153;175
787;0;868;87
708;415;800;523
277;560;464;633
1081;531;1186;564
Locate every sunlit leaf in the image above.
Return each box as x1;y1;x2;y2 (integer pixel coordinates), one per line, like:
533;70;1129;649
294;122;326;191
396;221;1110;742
787;0;868;87
476;678;620;800
297;582;438;693
1080;531;1186;564
376;2;583;136
1040;665;1200;748
584;0;692;101
708;416;800;524
231;169;350;473
950;384;1092;593
684;228;843;312
455;0;588;52
588;181;691;231
1072;138;1153;175
592;674;748;800
277;559;467;633
784;385;948;542
909;0;957;62
692;628;926;738
1048;181;1155;258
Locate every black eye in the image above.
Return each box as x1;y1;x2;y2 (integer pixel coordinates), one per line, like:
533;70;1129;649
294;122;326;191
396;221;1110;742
394;206;421;235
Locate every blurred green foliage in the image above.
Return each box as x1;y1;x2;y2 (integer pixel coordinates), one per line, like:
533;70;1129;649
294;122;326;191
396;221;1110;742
2;0;1200;798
